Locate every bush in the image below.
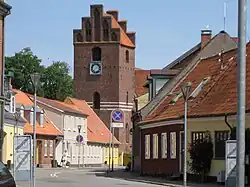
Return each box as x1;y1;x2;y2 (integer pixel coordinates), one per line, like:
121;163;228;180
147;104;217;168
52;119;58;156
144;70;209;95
188;131;213;181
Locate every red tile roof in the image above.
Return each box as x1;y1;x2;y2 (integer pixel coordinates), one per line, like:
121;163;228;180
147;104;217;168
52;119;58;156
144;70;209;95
188;43;250;117
104;13;135;48
143;48;237;123
13;90;62;136
135;69;150;97
64;97;120;144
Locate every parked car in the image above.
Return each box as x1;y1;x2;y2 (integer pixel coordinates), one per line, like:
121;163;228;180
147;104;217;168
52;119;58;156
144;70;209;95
0;161;16;187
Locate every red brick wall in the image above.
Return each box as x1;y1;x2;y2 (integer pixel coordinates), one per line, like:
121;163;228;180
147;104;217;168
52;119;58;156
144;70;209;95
141;124;183;175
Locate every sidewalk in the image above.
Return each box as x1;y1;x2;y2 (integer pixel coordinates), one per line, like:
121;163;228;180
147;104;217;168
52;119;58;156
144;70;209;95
105;170;223;187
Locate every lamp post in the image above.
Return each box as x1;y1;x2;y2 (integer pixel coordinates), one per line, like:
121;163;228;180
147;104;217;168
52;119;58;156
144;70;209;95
180;82;192;187
30;73;40;187
14;111;21;136
77;125;82;168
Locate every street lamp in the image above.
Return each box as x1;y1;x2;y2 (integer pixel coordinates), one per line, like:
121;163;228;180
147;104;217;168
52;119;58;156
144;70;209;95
14;111;21;135
180;82;192;187
30;73;40;187
77;125;82;168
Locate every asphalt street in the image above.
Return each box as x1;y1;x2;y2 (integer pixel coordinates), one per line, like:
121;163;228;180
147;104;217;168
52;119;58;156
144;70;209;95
15;168;165;187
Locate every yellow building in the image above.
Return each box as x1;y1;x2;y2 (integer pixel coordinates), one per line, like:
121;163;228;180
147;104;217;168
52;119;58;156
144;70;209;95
103;145;119;166
3;111;26;165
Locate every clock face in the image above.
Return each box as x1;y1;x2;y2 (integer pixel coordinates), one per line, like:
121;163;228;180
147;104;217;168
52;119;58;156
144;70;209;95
91;63;101;74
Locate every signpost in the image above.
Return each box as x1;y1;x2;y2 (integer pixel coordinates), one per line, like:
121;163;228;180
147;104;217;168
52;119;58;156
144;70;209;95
13;135;32;185
109;109;125;172
76;134;84;168
225;140;236;187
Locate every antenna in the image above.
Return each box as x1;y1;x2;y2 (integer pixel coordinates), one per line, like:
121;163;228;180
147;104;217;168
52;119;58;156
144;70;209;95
224;2;227;31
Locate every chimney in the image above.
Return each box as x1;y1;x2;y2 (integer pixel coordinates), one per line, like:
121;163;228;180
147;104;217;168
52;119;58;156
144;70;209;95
127;32;136;45
201;29;212;48
118;20;127;32
106;10;118;21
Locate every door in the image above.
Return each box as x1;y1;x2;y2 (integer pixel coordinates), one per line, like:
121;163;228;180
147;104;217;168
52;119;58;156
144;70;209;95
37;141;42;167
179;131;184;173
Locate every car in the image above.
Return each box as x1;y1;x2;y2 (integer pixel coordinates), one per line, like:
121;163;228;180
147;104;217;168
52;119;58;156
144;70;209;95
0;161;16;187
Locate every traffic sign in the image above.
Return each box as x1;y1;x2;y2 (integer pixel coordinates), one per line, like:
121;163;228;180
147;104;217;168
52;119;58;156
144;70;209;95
76;135;84;143
111;109;125;128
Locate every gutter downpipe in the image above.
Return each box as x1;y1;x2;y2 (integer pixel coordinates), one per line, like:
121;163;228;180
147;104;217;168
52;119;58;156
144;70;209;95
224;113;233;131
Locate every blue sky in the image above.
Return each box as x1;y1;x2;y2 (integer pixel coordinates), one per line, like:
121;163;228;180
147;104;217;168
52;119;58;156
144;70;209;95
5;0;247;73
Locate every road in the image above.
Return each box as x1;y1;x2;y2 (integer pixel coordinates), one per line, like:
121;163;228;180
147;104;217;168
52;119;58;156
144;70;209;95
16;168;165;187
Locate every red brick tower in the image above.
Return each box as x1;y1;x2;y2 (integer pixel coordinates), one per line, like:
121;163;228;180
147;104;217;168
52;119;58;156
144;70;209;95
73;4;136;154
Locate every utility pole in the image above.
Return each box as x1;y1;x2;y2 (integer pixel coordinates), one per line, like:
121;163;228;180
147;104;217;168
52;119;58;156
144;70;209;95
236;0;247;187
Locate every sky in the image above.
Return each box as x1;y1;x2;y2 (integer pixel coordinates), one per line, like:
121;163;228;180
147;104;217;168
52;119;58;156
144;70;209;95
5;0;248;74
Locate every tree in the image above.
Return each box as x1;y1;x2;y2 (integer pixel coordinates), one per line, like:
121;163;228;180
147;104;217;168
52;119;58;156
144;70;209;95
188;131;213;182
5;47;45;93
42;61;74;101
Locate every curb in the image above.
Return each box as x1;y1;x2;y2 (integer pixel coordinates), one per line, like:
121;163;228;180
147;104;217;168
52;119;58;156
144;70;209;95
124;178;178;186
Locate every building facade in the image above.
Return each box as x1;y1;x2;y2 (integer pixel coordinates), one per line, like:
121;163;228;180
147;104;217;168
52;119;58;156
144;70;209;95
73;4;136;154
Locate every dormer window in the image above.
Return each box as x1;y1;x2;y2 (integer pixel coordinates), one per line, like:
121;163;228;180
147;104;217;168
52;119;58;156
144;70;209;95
30;107;34;126
40;110;44;127
169;92;183;105
10;95;16;114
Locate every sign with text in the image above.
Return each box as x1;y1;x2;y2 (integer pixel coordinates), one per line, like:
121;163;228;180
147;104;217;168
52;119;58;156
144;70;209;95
225;140;236;187
110;109;125;128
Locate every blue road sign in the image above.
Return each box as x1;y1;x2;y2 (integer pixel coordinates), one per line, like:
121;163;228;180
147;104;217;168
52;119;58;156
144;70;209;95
76;135;84;143
112;109;124;122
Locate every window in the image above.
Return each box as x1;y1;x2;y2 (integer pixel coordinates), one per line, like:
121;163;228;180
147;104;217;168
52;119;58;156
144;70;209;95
161;133;167;159
126;123;129;143
85;20;92;42
94;9;101;41
170;132;176;159
30;108;34;126
190;77;210;98
111;32;117;41
145;134;150;159
153;134;159;159
215;131;229;159
49;140;53;157
103;20;109;41
125;50;129;62
76;33;83;42
40;110;44;127
169;92;183;105
20;105;24;117
191;131;206;143
92;47;101;61
44;140;48;157
93;92;100;109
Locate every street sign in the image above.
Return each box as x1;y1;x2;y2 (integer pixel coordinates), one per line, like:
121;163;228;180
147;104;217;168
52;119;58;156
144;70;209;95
76;135;84;143
13;135;32;181
225;140;236;187
111;109;125;128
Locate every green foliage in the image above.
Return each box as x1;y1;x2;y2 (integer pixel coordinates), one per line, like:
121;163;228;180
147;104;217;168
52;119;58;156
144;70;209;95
230;127;250;154
5;47;74;101
188;131;213;177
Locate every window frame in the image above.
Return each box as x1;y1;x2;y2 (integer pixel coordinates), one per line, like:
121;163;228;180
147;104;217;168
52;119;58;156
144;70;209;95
214;130;230;159
145;134;150;160
153;133;159;159
161;132;167;159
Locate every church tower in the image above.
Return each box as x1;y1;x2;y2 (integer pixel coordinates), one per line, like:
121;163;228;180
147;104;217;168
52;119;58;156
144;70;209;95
73;4;136;153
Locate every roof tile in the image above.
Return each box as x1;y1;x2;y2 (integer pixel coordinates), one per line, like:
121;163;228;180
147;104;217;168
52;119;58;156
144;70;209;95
135;69;150;97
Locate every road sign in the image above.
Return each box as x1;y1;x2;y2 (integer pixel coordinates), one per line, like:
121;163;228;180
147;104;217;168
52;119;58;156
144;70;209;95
225;140;236;187
13;135;32;181
76;135;84;143
111;109;125;128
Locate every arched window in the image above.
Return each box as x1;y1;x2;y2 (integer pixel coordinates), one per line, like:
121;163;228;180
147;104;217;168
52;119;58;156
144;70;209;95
126;91;128;104
125;50;129;62
111;32;117;41
93;92;100;109
126;123;129;143
94;9;101;41
103;20;109;41
76;33;83;42
92;47;101;61
85;21;92;42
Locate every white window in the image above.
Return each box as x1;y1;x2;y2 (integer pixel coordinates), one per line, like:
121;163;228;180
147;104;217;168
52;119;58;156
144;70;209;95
153;134;158;159
44;140;48;157
49;140;53;157
20;105;24;117
10;95;16;113
170;132;177;159
190;77;210;98
161;133;167;159
30;108;34;126
145;134;150;159
40;111;44;127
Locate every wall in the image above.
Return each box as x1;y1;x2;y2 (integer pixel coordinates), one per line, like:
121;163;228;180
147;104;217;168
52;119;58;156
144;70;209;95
3;124;24;164
137;93;149;110
103;145;119;166
187;115;250;177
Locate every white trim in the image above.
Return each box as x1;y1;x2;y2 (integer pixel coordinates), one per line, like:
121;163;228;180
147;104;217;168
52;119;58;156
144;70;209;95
88;104;133;109
98;108;132;112
34;99;64;113
87;101;134;106
140;119;184;129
